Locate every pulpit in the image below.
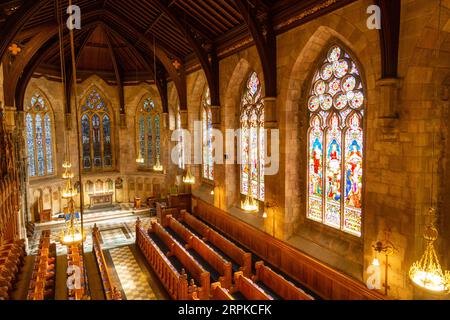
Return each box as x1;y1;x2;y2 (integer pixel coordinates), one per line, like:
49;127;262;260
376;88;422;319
89;192;113;209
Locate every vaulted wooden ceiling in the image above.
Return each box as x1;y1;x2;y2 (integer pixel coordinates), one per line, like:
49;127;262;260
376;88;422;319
2;0;393;114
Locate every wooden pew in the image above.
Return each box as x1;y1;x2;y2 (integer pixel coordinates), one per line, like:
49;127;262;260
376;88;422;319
253;261;314;300
92;225;122;300
136;220;189;300
67;245;87;300
1;239;26;300
150;221;210;300
231;272;273;300
193;197;388;300
27;231;56;300
167;215;232;289
211;282;234;300
180;210;252;277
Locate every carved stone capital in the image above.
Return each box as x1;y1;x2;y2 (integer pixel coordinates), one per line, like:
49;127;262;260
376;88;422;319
262;97;277;128
180;110;188;128
3;106;16;132
119;114;127;129
65;113;72;131
210;105;221;128
162;112;169;129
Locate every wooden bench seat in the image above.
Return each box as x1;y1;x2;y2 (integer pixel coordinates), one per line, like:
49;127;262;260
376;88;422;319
179;210;252;277
211;282;234;300
253;261;314;300
230;271;272;300
166;215;232;289
148;220;210;299
136;221;189;300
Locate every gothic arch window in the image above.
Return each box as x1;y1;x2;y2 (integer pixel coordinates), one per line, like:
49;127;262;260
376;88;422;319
25;93;55;177
202;87;214;181
240;72;264;201
306;45;365;237
80;87;114;170
137;97;161;168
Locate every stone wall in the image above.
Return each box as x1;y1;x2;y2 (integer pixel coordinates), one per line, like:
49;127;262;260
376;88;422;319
179;0;450;299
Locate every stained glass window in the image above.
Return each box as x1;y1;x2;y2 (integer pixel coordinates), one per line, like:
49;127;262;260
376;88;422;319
136;97;162;168
306;45;364;237
240;72;264;200
81;88;114;170
202;87;214;181
25;93;55;177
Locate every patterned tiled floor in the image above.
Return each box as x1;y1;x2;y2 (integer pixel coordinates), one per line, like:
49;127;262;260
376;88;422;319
109;246;157;300
29;215;154;256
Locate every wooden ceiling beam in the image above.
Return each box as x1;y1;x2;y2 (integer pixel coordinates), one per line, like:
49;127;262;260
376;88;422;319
0;0;52;63
156;0;220;107
234;0;277;97
376;0;401;78
104;26;125;114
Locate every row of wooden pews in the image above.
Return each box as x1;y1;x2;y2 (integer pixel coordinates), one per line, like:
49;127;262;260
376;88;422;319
92;225;122;300
0;239;26;300
136;211;313;300
67;245;87;300
178;210;252;277
149;220;210;299
164;215;232;289
27;230;56;300
163;214;274;300
136;222;189;299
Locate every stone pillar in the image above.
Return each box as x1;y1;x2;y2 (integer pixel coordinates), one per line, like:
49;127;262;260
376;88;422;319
119;113;127;129
262;97;286;240
210;105;224;209
376;78;401;141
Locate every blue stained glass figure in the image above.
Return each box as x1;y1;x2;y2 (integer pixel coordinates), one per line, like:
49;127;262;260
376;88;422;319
35;114;45;176
155;115;160;160
92;115;102;167
26;114;36;177
82;114;91;168
44;114;53;174
103;115;112;167
138;115;145;163
147;115;153;165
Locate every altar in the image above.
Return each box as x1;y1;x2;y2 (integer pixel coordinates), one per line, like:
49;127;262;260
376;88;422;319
89;192;114;209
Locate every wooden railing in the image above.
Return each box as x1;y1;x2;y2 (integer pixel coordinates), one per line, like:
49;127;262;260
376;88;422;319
193;197;387;300
167;215;232;289
136;220;188;300
27;231;56;300
1;239;26;300
253;261;313;300
231;271;273;300
67;244;87;300
150;221;210;300
180;210;252;277
92;225;122;300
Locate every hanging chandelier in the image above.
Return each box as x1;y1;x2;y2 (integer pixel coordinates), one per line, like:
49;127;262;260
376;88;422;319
153;155;163;172
241;187;258;213
409;208;450;293
183;166;195;184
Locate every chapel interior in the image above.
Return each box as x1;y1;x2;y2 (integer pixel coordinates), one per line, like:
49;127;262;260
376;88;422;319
0;0;449;301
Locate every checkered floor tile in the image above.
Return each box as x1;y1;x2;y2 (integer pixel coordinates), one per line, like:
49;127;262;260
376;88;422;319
109;246;157;300
29;216;154;256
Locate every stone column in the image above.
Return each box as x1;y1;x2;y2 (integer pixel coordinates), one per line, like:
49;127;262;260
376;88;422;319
262;97;286;240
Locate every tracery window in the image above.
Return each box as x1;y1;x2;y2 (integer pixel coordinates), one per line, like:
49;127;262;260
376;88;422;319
307;45;364;237
26;93;55;177
137;97;161;168
81;88;113;170
202;87;214;181
240;72;264;201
